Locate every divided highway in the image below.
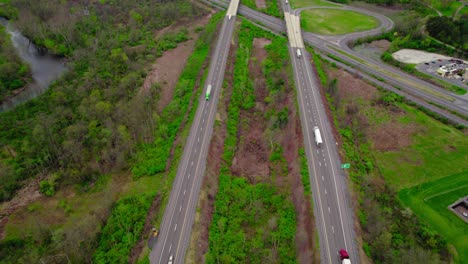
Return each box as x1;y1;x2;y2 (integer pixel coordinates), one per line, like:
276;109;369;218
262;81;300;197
284;5;358;263
149;6;238;263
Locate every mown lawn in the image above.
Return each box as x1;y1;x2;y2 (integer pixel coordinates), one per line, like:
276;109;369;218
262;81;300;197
300;9;379;35
290;0;338;9
374;103;468;189
399;172;468;263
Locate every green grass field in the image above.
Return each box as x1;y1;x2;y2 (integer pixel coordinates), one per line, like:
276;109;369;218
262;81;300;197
290;0;338;9
399;172;468;263
374;104;468;189
300;9;379;35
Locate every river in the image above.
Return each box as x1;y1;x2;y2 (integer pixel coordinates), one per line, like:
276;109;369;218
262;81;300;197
0;17;67;112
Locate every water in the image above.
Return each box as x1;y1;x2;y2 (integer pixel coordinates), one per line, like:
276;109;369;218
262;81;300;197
0;17;67;111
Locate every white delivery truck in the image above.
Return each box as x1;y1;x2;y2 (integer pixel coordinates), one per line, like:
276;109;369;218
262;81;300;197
313;126;322;147
206;84;212;100
296;48;302;58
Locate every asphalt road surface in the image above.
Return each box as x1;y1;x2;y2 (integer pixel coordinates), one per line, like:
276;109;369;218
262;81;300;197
291;46;358;263
149;13;236;264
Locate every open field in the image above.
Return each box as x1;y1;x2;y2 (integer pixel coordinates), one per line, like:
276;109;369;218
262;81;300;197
399;172;468;263
374;104;468;189
300;9;379;35
290;0;338;9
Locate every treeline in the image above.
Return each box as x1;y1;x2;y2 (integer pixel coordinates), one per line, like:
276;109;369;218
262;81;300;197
0;24;31;101
0;0;206;202
427;16;468;51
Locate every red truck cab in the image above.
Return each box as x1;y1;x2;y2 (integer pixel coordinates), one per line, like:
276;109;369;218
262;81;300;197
339;249;351;264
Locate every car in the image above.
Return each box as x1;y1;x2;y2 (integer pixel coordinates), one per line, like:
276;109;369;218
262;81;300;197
152;228;159;238
424;62;429;65
168;255;173;264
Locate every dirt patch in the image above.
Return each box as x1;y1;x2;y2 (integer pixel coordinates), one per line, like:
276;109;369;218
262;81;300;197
328;69;378;102
129;194;161;264
255;0;267;9
231;38;271;183
368;39;391;50
139;13;213;112
392;49;459;64
186;26;238;264
0;177;42;240
369;121;417;151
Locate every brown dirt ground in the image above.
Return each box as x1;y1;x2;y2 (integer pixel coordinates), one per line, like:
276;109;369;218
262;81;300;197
0;178;42;240
139;13;214;113
368;39;391;51
255;0;267;9
231;38;271;183
186;24;239;264
368;121;417;151
327;69;378;102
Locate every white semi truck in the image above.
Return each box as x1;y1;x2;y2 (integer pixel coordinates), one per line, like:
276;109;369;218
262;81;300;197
205;84;212;100
313;126;322;147
296;48;302;58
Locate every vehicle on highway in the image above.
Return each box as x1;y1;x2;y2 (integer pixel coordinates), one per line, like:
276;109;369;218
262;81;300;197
339;249;351;264
206;84;212;100
152;228;159;238
313;126;322;147
285;0;288;3
296;48;302;58
168;255;173;264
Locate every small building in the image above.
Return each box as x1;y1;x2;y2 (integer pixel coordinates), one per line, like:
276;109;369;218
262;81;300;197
437;63;466;77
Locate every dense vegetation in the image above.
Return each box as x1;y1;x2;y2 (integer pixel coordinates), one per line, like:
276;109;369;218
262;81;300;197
240;0;282;19
0;0;205;202
0;24;31;101
93;194;154;263
426;16;468;50
206;20;297;263
316;55;455;262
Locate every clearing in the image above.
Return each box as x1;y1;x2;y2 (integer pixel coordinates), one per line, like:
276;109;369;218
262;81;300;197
300;9;379;35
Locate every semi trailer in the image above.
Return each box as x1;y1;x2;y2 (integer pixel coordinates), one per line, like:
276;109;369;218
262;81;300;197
206;84;212;100
313;126;322;147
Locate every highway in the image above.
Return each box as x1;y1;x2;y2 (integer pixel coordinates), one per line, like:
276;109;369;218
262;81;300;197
291;44;358;263
284;4;358;263
206;0;468;124
149;5;238;264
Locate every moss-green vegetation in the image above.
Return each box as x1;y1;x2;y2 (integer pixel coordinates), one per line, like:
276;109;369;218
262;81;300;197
0;24;31;101
375;103;468;189
290;0;339;9
399;172;468;263
301;9;379;35
206;20;297;263
240;0;282;18
93;193;154;263
429;0;464;17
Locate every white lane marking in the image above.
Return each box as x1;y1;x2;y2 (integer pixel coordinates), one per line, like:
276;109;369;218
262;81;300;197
332;226;335;234
169;244;172;252
307;109;310;113
319;162;322;167
324;162;327;167
198;137;200;142
203;118;205;123
179;206;182;212
324;189;327;195
191;161;194;166
174;224;177;231
322;176;324;181
184;189;186;195
328;207;331;213
201;126;203;131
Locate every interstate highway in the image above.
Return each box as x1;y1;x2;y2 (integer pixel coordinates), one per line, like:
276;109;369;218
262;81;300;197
150;10;237;264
